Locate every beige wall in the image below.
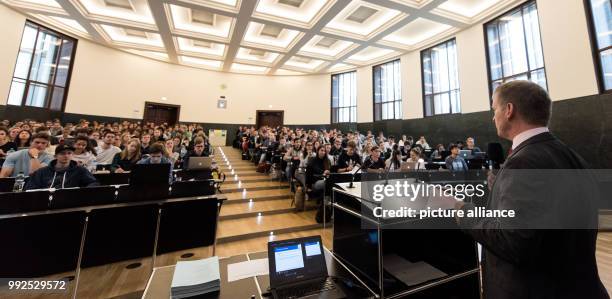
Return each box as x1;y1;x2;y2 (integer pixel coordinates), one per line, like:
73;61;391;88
67;40;331;124
0;0;603;125
537;0;599;100
0;5;26;106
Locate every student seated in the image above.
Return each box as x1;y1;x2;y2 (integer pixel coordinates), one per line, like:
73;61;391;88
95;130;121;165
72;136;97;172
111;138;141;173
182;137;208;169
363;146;386;171
0;127;17;161
336;141;362;173
385;149;404;172
465;137;482;153
306;145;331;197
24;144;98;190
431;144;445;160
329;138;343;156
283;139;302;181
445;144;468;172
0;132;52;177
406;148;427;170
137;143;173;182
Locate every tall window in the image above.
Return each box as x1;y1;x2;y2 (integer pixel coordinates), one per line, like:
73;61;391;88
586;0;612;92
484;1;546;99
7;21;77;111
421;38;460;116
373;59;402;121
331;71;357;123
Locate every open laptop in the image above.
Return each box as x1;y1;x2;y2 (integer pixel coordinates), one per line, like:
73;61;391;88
187;156;212;170
459;150;472;159
268;236;345;299
400;161;417;171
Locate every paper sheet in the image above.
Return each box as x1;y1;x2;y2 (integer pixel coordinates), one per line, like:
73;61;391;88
227;258;269;282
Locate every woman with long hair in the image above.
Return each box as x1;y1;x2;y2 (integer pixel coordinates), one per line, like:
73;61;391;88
0;127;17;159
16;130;31;148
111;138;142;173
164;139;179;164
72;136;97;172
306;145;331;196
385;149;404;172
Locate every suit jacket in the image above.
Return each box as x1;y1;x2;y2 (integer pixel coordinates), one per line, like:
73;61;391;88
459;132;608;299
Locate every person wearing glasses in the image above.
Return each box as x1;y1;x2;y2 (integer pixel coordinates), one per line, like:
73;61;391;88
182;137;208;169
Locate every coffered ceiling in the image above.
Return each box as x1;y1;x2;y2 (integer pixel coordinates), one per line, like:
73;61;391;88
2;0;522;75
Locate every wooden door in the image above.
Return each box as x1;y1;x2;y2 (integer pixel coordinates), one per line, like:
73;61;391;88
143;102;180;126
256;110;284;128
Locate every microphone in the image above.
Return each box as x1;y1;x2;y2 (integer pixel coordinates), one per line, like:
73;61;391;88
348;163;363;189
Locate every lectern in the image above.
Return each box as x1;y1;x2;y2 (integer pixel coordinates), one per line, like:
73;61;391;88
332;179;481;299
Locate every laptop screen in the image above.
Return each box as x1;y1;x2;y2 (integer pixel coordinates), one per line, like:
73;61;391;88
268;236;327;288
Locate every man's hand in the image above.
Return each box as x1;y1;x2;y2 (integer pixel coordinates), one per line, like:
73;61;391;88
347;165;353;171
115;168;125;173
323;170;330;176
28;148;40;159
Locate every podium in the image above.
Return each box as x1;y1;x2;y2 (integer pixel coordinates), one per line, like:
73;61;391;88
332;180;481;299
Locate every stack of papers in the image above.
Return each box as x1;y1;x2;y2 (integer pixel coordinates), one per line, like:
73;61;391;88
171;256;221;298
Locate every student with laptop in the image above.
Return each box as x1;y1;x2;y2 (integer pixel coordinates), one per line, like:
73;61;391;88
406;148;427;170
137;143;174;182
182;137;209;169
445;144;468;172
24;144;98;190
268;235;345;299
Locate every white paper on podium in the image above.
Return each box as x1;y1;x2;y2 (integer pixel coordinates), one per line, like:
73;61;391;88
227;258;269;282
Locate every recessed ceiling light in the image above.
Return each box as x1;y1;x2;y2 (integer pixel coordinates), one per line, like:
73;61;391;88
104;0;133;10
249;49;266;57
260;24;283;38
346;6;378;24
124;28;148;39
277;0;304;8
315;37;337;48
191;9;216;26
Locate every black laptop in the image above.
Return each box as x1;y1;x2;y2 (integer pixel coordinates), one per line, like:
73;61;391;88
267;236;345;299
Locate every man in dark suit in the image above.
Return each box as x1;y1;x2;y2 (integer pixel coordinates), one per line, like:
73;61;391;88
455;81;608;298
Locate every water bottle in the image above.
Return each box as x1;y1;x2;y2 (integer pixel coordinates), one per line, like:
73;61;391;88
13;172;25;192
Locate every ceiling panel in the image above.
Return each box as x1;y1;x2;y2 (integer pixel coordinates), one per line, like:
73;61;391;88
2;0;521;75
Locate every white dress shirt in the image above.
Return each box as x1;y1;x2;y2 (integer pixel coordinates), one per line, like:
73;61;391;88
511;127;549;150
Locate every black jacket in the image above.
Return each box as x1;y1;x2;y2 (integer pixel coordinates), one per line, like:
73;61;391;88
336;152;362;170
306;156;330;186
25;160;99;190
459;132;608;299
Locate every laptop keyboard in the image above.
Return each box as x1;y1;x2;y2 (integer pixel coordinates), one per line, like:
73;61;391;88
276;277;336;299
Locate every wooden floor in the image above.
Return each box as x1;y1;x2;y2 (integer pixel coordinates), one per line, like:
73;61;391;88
6;146;610;298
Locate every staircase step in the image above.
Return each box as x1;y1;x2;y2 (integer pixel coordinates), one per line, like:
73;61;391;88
224;188;294;203
217;211;320;243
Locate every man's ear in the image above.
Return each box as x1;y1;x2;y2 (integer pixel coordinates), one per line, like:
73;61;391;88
505;102;514;120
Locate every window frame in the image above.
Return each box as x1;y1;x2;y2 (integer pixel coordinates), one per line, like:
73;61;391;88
330;70;357;124
420;38;460;117
372;59;402;121
483;0;548;103
583;0;612;94
7;20;78;111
